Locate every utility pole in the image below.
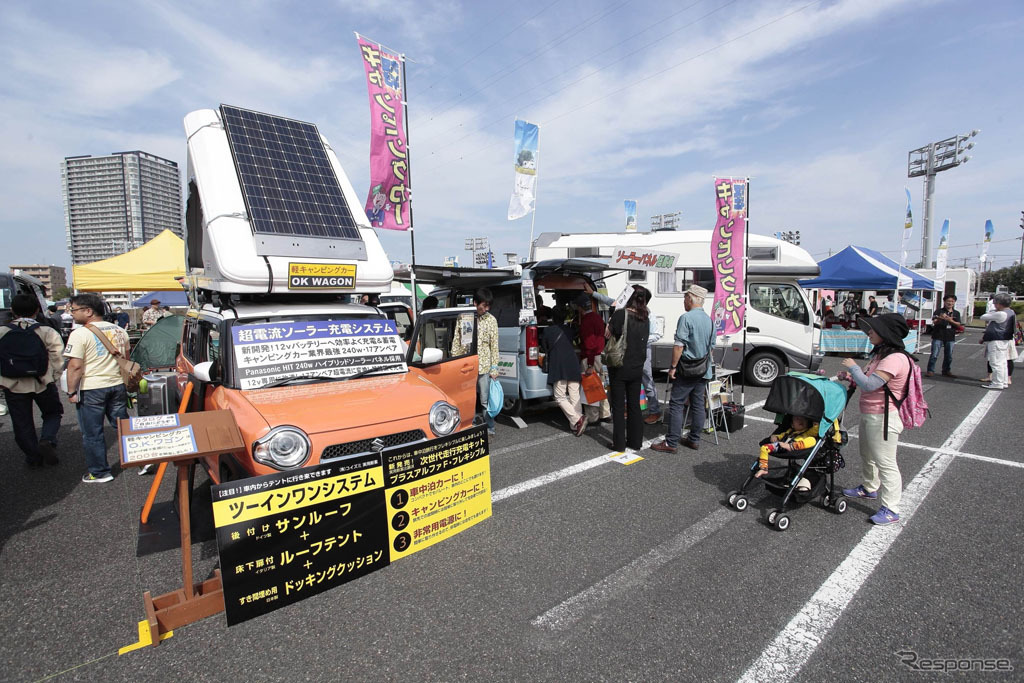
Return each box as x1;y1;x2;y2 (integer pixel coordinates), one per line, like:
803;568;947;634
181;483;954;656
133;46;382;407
1018;210;1024;267
908;130;979;267
649;211;681;231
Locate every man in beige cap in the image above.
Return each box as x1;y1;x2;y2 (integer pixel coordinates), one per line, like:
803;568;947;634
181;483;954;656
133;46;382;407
651;284;716;452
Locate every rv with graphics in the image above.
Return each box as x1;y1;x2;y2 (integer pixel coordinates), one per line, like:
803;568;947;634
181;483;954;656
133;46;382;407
532;230;823;386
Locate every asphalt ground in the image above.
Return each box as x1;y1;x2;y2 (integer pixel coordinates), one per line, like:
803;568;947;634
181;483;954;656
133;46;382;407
2;327;1022;682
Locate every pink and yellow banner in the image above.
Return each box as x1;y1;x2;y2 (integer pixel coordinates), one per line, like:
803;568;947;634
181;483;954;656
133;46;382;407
357;36;410;231
711;177;747;335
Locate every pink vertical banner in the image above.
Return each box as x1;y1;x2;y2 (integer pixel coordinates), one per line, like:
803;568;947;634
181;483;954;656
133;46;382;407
357;36;410;231
711;177;747;335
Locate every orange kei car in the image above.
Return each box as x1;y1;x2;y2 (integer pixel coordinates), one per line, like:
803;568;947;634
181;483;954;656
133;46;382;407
172;299;478;484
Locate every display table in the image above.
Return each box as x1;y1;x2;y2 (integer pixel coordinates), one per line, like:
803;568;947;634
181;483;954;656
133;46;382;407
819;329;918;354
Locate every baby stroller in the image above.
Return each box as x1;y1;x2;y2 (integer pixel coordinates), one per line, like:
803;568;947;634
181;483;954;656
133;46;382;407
726;373;854;531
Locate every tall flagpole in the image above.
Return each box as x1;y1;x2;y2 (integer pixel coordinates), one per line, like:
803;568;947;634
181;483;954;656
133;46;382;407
398;50;418;317
527;123;540;262
740;177;749;407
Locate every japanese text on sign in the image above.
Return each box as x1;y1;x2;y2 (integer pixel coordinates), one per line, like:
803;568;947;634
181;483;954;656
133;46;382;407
610;246;678;272
129;414;179;431
287;263;357;290
121;426;197;464
357;36;410;231
213;456;390;625
231;319;407;390
711;177;748;335
384;426;491;560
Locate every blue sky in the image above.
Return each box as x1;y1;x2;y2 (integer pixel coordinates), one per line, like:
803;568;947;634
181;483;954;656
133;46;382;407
2;0;1023;279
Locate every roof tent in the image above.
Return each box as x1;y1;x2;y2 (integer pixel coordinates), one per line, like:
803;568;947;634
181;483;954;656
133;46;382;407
183;105;393;294
799;246;935;290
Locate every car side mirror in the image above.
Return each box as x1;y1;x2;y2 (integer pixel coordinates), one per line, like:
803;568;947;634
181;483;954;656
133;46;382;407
193;360;216;383
421;347;443;364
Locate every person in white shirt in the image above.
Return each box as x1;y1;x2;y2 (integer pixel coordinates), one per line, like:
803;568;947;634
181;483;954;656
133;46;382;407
979;293;1016;390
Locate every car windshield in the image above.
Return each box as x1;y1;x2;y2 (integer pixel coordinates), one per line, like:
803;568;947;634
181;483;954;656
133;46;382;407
228;312;408;390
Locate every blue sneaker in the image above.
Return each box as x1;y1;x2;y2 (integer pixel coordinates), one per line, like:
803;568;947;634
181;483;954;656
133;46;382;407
842;485;878;499
869;506;900;525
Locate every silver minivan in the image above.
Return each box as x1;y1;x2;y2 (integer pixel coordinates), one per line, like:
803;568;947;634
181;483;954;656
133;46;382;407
423;259;606;416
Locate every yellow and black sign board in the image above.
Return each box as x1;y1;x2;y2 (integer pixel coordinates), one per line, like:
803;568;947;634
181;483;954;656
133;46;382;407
212;456;389;626
383;426;491;560
212;426;490;626
287;262;357;290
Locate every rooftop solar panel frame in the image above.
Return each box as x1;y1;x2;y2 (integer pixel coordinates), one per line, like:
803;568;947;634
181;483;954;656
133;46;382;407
219;104;366;260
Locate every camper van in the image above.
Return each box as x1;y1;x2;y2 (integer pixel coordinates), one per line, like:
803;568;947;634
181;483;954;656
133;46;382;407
533;231;823;386
913;268;978;327
132;105;479;482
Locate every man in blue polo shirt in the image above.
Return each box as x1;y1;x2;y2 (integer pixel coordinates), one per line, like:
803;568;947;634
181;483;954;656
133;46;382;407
651;284;716;452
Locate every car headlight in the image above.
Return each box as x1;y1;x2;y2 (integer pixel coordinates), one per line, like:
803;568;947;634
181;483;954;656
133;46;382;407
428;401;460;437
253;426;311;469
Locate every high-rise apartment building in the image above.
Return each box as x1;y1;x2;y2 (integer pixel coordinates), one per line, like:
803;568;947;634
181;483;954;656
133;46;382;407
8;265;67;296
61;151;183;265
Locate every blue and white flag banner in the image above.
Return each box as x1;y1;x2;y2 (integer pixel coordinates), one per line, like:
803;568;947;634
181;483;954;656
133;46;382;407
900;188;913;269
980;219;994;266
624;200;638;232
935;218;950;285
508;119;539;220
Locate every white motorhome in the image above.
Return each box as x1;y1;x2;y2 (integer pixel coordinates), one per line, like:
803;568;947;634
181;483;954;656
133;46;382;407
533;230;823;386
913;267;978;326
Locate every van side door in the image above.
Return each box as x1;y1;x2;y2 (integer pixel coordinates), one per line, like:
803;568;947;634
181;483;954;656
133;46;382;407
406;308;479;429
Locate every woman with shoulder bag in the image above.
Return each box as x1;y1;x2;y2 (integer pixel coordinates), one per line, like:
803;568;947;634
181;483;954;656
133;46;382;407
605;289;649;452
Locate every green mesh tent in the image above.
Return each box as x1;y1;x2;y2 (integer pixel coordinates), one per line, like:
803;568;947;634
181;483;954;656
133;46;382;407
130;314;184;370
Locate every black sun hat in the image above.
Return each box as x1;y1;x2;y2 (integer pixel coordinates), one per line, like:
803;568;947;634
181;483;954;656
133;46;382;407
857;313;909;349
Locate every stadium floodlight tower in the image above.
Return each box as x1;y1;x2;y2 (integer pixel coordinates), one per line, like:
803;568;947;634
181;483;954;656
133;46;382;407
908;130;979;267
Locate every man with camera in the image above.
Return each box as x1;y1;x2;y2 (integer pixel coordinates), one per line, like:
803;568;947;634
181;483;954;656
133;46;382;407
926;295;961;378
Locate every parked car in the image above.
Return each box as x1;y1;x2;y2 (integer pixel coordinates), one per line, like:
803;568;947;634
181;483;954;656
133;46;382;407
422;259;607;415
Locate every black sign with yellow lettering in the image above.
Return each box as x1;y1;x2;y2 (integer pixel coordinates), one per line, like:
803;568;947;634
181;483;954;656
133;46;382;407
383;426;491;560
212;455;389;625
211;427;491;625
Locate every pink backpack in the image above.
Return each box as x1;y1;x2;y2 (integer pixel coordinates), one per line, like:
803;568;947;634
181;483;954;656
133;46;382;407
882;351;929;438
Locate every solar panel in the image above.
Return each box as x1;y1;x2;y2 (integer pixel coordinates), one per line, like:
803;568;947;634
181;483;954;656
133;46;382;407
220;105;363;245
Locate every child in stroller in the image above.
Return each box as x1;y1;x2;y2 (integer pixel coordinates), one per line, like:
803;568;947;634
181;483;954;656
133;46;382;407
755;414;819;493
726;373;852;531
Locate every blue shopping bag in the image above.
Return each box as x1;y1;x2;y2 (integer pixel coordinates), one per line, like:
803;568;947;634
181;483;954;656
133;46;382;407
487;378;504;418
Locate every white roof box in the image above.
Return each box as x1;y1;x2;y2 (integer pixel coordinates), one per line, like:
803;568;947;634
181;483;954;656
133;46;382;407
183;105;392;294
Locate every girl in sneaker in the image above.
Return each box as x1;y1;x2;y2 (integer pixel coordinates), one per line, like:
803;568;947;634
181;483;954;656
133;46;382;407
836;314;912;526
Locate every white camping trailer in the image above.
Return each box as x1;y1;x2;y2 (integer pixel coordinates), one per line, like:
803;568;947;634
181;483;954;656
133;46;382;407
183;106;393;295
533;230;823;386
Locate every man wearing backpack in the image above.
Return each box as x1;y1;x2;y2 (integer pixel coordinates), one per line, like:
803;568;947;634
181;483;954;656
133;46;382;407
64;293;131;483
0;294;64;468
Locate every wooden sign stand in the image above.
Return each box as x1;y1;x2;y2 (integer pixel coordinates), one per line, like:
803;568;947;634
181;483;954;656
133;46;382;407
118;409;246;647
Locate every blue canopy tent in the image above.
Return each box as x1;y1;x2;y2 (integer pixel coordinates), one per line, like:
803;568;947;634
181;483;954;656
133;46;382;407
798;246;935;290
132;290;189;307
800;246;933;353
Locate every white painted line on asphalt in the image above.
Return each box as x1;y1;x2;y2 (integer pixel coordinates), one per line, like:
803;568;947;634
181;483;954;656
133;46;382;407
491;432;573;456
491;440;652;503
531;508;734;631
968;344;987;360
736;389;1001;683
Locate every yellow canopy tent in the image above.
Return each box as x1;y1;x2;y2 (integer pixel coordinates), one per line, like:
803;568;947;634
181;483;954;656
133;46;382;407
72;230;186;292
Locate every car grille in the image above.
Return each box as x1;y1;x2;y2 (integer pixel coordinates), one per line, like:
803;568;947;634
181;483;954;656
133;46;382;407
320;429;427;461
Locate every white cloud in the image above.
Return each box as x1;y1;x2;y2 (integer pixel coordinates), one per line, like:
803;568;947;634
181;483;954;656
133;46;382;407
1;10;181;114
